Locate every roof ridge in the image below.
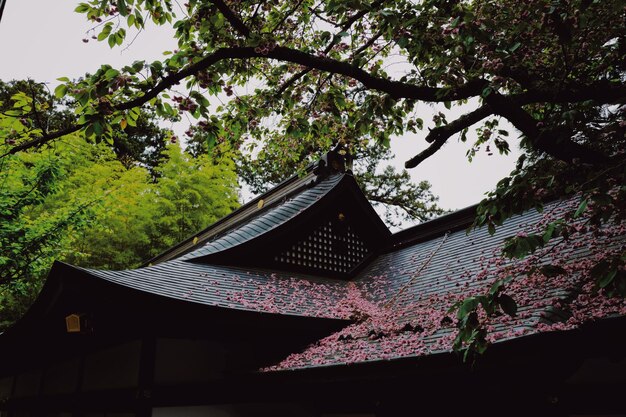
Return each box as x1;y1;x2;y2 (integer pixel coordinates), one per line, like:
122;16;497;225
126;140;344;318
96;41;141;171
143;170;318;266
181;173;346;262
143;149;353;266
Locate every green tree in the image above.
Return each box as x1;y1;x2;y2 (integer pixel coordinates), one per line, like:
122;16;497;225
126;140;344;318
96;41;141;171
0;132;115;327
0;78;168;173
64;143;240;270
0;132;239;329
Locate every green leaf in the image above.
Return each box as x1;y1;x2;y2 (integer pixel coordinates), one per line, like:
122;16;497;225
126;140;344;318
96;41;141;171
74;3;90;13
54;85;68;99
98;23;113;41
457;297;480;320
116;29;126;45
489;279;504;296
574;198;588;218
125;114;137;127
597;269;617;288
93;121;103;137
105;69;120;79
543;223;555;243
498;294;517;316
117;0;128;15
539;264;567;277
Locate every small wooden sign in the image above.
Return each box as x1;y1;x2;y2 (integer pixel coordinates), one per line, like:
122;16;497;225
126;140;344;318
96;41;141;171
65;314;82;333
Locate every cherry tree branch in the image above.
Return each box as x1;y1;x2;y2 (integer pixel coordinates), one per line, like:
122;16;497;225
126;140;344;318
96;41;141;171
1;125;82;158
271;0;307;34
351;28;384;58
211;0;250;38
484;93;609;165
267;47;488;100
0;0;6;25
3;43;623;159
404;80;625;168
513;81;626;105
405;104;493;168
275;0;384;96
119;46;484;108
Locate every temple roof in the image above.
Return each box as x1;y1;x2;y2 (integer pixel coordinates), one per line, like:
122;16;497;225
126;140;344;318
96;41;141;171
3;149;625;375
180;173;345;260
263;199;625;371
76;260;349;319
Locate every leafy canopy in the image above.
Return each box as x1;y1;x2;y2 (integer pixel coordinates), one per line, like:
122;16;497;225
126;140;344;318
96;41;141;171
0;0;624;357
0;128;239;330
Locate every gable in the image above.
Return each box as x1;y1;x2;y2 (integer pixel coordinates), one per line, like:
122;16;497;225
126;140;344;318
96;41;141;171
274;215;371;276
185;173;390;279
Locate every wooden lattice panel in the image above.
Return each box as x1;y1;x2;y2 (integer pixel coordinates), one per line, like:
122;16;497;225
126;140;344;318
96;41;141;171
275;220;370;274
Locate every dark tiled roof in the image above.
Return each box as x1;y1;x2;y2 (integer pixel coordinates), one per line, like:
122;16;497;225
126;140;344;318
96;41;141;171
73;173;351;318
77;260;349;319
182;174;344;260
13;160;624;374
63;170;385;320
144;169;322;265
264;201;626;370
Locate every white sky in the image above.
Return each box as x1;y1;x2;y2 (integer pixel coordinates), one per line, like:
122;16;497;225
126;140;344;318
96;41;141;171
0;1;521;215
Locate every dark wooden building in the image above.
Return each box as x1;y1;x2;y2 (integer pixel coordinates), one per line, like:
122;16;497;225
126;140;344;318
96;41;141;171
1;150;625;417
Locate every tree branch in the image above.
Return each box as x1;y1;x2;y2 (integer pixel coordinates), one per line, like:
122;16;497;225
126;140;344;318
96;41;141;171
211;0;250;38
0;46;486;157
404;80;624;169
271;0;306;34
1;125;81;158
405;104;493;168
485;93;609;165
0;0;6;25
4;43;622;159
267;47;487;101
275;0;384;97
351;28;384;58
515;81;626;105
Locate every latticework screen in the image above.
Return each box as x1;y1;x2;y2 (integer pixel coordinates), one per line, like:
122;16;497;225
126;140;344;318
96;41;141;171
274;219;370;274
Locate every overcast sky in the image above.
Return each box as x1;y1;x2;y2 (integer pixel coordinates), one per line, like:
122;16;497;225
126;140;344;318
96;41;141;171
0;1;521;215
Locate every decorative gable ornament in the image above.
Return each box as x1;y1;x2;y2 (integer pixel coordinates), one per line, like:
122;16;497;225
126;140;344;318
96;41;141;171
274;214;371;275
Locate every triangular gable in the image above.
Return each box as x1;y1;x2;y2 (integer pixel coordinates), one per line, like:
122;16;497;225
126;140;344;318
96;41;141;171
186;172;390;279
180;173;344;260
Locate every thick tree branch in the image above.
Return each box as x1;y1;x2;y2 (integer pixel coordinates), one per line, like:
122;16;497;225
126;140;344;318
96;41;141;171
515;81;626;105
4;43;622;159
405;104;493;168
404;80;624;168
211;0;250;38
267;47;487;101
1;125;81;158
485;93;609;165
275;0;384;96
0;0;6;25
